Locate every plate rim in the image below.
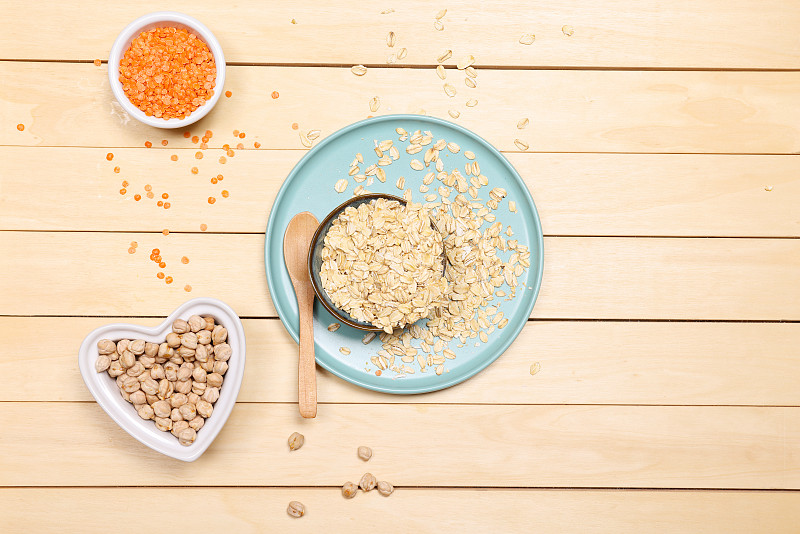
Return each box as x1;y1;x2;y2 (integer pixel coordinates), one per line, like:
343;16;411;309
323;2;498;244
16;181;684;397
265;114;544;394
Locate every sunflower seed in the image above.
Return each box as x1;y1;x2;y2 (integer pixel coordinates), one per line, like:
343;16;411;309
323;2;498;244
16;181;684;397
436;64;446;80
465;77;476;88
369;96;381;112
387;31;396;47
437;49;452;63
435;8;447;19
517;118;529;129
562;25;574;36
457;55;475;69
328;323;341;332
519;33;535;45
514;139;529;151
448;109;460;118
444;83;456;97
351;64;368;76
466;98;478;107
339;347;351;355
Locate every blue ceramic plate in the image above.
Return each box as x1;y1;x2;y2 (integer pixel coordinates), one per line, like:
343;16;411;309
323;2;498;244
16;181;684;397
265;115;543;394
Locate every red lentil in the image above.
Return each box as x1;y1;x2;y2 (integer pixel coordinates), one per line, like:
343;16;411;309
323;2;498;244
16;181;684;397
208;197;216;204
128;247;136;254
165;276;173;284
217;174;223;181
205;130;213;138
94;59;102;66
291;123;299;130
120;188;126;195
161;139;168;146
375;370;381;376
106;153;114;161
225;90;232;98
181;256;189;264
254;142;261;148
162;193;169;199
130;241;138;247
122;181;129;187
183;131;191;138
145;141;152;148
271;91;279;99
159;262;166;268
200;223;208;231
16;124;24;131
144;184;152;191
134;194;141;201
211;177;218;184
157;200;163;207
184;285;192;292
221;190;229;198
195;151;203;159
163;229;169;236
119;27;216;119
238;132;245;139
157;272;165;279
163;202;171;209
218;156;226;164
233;130;239;137
114;166;120;173
192;135;199;143
146;191;154;199
191;167;198;174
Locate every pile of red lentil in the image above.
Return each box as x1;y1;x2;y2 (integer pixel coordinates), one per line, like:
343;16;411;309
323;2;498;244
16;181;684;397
119;27;216;119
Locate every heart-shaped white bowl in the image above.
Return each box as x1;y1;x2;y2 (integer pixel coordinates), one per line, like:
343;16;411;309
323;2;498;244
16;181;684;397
79;298;246;462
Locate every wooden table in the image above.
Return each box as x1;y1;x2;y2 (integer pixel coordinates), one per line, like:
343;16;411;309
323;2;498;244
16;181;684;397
2;2;799;531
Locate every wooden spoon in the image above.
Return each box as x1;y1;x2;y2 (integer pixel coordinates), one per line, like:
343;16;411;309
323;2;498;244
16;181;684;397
284;212;319;418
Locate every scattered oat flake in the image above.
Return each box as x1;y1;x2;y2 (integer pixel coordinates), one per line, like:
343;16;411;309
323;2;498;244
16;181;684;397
465;78;476;88
444;83;456;97
398;47;407;60
519;33;535;45
335;179;348;193
387;31;396;47
514;139;530;151
327;323;341;332
530;362;541;375
562;25;574;36
369;96;381;113
351;64;367;76
765;185;774;191
436;64;446;80
466;99;478;107
448;109;460;119
340;347;351;355
299;132;312;148
434;20;444;31
457;55;475;70
437;49;452;63
517;118;530;129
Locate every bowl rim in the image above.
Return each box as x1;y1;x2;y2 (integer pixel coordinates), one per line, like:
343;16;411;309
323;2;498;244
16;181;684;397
307;192;407;332
107;11;226;129
77;297;246;461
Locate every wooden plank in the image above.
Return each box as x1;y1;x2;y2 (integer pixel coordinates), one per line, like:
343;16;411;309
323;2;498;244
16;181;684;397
5;318;800;406
1;1;799;69
2;147;799;237
1;232;798;320
4;62;800;153
0;402;797;488
2;488;799;533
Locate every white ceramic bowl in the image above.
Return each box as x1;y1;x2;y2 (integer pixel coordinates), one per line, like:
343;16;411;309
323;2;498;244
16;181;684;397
78;298;245;461
107;11;226;129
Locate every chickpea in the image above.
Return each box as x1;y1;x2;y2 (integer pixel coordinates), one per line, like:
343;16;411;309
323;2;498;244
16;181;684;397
203;316;216;331
187;315;205;333
144;342;159;357
213;343;232;362
171;420;189;437
288;432;304;451
137;404;155;420
122;375;141;393
178;427;197;446
165;367;178;382
157;342;171;358
192;381;207;396
188;415;205;431
212;361;228;375
177;366;193;381
180;332;198;349
359;473;377;491
286;501;305;518
170;408;183;422
179;403;197;420
139;355;155;368
195;344;209;362
172;319;190;334
119;350;136;369
206;373;224;388
145;394;159;405
141;378;159;395
157;379;173;400
377;481;394;496
108;360;124;377
202;387;219;403
211;325;228;345
197;330;211;345
154;417;172;432
152;400;171;418
97;339;116;355
129;390;146;405
192;367;207;383
126;362;145;377
174;380;192;394
187;393;200;405
357;446;372;461
170;393;188;408
196;399;213;418
150;364;165;380
342;482;358;499
95;355;111;373
129;339;146;355
116;339;130;354
166;332;181;348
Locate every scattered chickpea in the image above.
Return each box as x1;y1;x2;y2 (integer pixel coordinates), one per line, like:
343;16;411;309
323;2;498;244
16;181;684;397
287;501;304;518
342;482;358;499
357;446;372;461
377;481;394;496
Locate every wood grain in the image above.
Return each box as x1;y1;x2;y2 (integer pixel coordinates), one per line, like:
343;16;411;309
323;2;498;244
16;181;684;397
2;232;798;320
5;318;800;406
2;147;798;237
1;402;797;488
4;62;800;153
1;0;799;69
2;488;798;533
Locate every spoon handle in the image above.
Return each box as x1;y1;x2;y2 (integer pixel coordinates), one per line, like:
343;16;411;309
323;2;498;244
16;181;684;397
297;282;317;418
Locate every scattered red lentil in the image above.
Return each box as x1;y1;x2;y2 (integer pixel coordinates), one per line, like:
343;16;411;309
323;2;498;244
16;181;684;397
211;177;218;184
226;149;234;157
164;202;171;209
114;166;120;173
181;256;189;264
146;191;154;199
271;91;279;99
217;174;223;181
291;123;299;130
233;130;239;137
106;153;114;161
183;131;191;138
184;285;192;292
191;167;199;174
144;184;152;191
119;27;216;119
205;130;213;138
120;188;127;195
171;154;178;161
157;200;163;207
192;136;199;143
375;370;382;376
208;197;216;204
165;276;173;284
238;132;246;139
128;247;136;254
145;141;152;148
200;224;208;231
200;142;208;150
94;59;102;67
254;142;261;148
221;190;229;198
219;156;227;164
131;241;138;247
157;272;165;279
222;143;230;150
201;136;209;143
159;262;166;268
161;140;168;146
16;124;24;131
225;90;232;98
236;143;244;150
162;193;169;199
122;180;129;187
163;229;169;236
195;151;203;159
134;194;141;201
